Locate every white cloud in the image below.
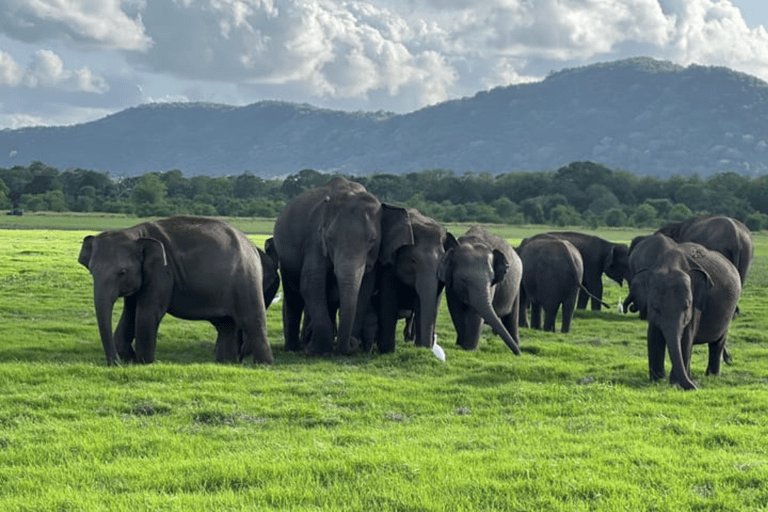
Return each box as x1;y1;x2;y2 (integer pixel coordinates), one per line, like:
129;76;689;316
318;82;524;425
0;0;152;51
0;51;23;86
0;49;109;93
2;0;768;127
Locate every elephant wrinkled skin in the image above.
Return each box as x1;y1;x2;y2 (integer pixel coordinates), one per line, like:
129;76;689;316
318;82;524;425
438;226;522;354
628;234;741;390
78;215;273;365
272;176;413;356
517;237;588;333
376;208;450;353
524;232;629;310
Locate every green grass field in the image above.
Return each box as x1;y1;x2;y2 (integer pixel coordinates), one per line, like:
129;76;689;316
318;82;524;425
2;215;768;511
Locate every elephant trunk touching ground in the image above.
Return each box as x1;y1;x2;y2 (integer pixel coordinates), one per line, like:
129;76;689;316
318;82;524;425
472;289;522;355
94;284;120;365
334;263;368;355
414;276;441;348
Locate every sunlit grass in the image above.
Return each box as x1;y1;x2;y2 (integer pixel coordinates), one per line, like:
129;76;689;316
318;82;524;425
1;221;768;510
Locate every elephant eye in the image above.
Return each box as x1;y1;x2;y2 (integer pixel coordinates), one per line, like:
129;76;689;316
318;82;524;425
117;268;127;277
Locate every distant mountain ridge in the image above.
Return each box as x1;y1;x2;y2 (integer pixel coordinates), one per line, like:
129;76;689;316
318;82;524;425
2;57;767;178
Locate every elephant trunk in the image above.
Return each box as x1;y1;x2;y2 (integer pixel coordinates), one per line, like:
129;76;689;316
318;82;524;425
661;323;697;390
414;277;441;348
473;293;521;355
334;264;366;355
94;285;119;365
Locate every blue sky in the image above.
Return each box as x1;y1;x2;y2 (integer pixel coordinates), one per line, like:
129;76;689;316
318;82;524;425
1;0;767;129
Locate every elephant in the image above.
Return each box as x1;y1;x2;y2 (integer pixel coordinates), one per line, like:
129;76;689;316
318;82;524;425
437;226;522;354
627;234;741;390
272;176;413;356
218;237;281;362
656;215;753;287
78;215;273;366
517;237;609;333
523;232;629;310
376;208;451;353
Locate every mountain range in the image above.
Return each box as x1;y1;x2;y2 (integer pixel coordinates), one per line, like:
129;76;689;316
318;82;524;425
2;57;767;179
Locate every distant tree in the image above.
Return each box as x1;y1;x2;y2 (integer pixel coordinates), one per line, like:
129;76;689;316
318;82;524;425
630;203;659;227
550;204;582;226
132;174;167;216
745;213;768;232
667;203;693;221
233;171;266;199
603;208;628;227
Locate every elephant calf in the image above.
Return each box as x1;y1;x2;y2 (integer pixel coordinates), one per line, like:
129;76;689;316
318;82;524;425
78;215;273;365
517;237;607;333
437;226;523;354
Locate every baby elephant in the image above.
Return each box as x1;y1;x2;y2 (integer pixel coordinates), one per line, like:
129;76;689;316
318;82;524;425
437;226;522;354
518;236;608;333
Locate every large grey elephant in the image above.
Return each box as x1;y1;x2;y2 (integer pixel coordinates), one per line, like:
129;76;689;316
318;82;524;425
437;226;522;354
628;234;741;390
272;176;413;356
656;215;753;286
376;208;451;353
524;232;629;310
517;237;608;333
78;215;273;365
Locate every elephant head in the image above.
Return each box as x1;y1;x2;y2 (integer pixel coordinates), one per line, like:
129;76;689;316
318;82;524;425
378;208;449;352
604;243;630;286
317;193;413;355
78;231;171;364
260;237;280;307
629;251;713;390
438;232;522;354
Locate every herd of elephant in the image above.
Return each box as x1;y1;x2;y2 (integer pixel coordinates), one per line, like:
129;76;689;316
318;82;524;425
78;177;753;390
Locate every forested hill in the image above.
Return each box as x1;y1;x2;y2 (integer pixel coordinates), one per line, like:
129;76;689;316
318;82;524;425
2;57;768;179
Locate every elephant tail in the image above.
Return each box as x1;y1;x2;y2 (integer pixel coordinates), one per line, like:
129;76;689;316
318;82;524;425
578;283;611;310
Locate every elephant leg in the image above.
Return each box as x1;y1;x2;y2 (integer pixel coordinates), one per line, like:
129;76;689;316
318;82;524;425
576;285;590;310
706;335;727;376
133;307;165;364
301;270;335;356
402;311;415;342
530;300;543;330
213;319;239;362
647;324;666;381
589;279;604;311
542;303;559;332
560;288;579;333
281;272;305;352
501;296;521;349
114;296;137;362
518;288;529;328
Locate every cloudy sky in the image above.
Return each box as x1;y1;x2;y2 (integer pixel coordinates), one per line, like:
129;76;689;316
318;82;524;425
1;0;767;129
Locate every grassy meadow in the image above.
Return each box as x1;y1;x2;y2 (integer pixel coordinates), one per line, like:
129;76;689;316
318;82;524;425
2;214;768;511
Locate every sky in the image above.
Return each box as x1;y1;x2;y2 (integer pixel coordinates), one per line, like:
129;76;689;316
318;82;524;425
1;0;767;130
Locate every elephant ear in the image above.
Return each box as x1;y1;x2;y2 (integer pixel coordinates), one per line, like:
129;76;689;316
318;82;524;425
264;237;278;263
138;238;170;282
629;271;650;320
436;247;455;288
443;232;459;251
491;249;509;285
379;204;414;265
689;267;714;312
78;235;95;269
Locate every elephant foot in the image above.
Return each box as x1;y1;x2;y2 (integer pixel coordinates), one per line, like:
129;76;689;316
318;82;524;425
305;341;333;357
336;336;361;356
118;347;137;363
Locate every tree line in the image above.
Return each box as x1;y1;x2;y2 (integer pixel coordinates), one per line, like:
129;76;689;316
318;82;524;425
3;160;768;230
